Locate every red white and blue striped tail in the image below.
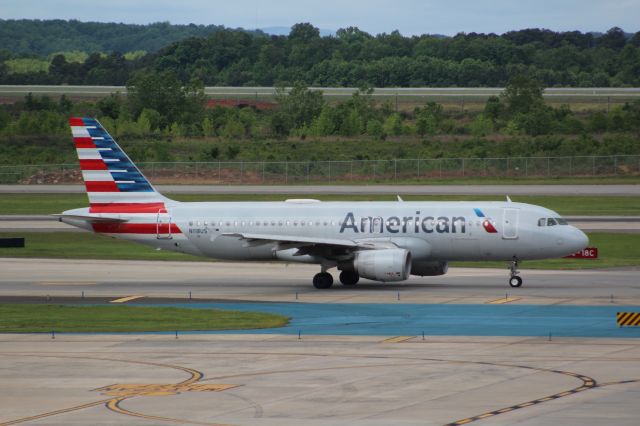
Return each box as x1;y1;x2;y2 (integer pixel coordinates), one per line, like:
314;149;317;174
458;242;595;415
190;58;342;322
69;117;169;213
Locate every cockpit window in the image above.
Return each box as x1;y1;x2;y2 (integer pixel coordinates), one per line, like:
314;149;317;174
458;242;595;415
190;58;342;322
539;217;568;226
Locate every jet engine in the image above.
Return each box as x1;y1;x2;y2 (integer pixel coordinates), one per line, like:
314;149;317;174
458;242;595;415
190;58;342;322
411;260;448;276
353;249;411;282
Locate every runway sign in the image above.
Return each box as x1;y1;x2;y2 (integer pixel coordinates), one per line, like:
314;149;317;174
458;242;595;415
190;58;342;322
617;312;640;327
0;238;24;248
564;247;598;259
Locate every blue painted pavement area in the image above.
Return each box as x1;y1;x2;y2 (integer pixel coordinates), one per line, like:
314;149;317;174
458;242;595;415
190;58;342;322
166;303;640;338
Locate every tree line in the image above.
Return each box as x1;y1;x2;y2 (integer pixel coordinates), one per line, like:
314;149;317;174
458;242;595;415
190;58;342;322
1;72;639;166
0;19;235;56
1;22;640;87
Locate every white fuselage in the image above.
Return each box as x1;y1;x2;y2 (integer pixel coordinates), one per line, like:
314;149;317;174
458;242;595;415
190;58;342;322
98;200;587;264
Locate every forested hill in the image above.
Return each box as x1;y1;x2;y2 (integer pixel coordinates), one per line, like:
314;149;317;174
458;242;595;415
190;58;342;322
0;19;247;55
1;21;639;87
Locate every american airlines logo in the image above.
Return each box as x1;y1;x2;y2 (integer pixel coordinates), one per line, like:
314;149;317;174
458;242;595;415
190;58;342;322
339;212;467;234
339;209;500;235
474;208;498;233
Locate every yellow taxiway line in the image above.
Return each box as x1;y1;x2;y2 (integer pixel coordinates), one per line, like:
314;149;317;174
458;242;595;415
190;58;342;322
110;295;145;304
381;336;414;343
486;297;521;304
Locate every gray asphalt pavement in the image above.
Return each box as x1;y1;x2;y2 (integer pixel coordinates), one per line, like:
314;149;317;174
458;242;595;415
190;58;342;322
2;85;640;97
1;258;638;304
1;184;639;195
2;259;640;426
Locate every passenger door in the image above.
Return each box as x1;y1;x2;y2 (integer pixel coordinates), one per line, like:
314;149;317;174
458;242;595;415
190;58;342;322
502;208;519;240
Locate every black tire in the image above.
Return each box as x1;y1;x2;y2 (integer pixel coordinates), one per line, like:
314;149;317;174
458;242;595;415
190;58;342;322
313;272;333;289
509;276;523;288
339;271;360;286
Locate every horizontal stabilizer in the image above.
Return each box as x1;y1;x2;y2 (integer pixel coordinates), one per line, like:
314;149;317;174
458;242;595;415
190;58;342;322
53;214;129;223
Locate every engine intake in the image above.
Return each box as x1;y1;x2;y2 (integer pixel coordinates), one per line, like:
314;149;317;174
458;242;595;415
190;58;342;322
353;249;411;282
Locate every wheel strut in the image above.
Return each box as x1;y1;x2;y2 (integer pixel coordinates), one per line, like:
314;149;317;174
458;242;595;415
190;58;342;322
508;257;523;288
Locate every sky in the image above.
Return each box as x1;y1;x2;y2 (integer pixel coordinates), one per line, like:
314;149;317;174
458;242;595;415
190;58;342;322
1;0;639;36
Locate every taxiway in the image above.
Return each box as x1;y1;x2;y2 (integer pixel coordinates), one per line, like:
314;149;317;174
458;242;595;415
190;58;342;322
1;258;639;426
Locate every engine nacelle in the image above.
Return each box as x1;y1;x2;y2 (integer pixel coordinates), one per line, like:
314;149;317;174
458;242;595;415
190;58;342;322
411;260;448;277
353;249;411;282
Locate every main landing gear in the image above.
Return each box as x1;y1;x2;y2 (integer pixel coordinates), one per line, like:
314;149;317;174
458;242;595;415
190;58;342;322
509;257;523;288
313;272;333;289
313;270;360;289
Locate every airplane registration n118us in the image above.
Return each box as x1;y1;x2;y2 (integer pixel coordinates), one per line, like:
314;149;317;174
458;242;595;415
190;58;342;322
58;118;589;289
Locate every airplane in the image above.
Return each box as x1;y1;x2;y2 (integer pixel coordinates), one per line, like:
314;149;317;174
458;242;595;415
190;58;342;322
58;117;589;289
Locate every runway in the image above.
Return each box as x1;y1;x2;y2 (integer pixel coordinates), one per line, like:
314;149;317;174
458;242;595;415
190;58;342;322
2;258;639;425
1;183;640;196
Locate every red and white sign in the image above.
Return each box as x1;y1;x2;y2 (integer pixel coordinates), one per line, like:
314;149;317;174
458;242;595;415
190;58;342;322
565;248;599;259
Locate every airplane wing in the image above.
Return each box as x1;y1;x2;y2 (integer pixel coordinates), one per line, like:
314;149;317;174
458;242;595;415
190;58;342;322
222;233;400;251
222;232;359;248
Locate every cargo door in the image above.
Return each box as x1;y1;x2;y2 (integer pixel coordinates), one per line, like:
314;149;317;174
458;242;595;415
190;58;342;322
156;208;173;240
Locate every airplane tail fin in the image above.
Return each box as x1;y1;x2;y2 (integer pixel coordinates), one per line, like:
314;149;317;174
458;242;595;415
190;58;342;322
69;117;171;213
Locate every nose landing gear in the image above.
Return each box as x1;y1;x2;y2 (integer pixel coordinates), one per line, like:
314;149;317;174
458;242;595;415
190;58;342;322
509;257;523;287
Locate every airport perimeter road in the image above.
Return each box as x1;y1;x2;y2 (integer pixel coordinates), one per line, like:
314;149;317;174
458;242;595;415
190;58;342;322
1;184;640;196
2;85;640;98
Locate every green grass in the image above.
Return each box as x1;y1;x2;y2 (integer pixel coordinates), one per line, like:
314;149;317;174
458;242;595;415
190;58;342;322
452;233;640;270
1;232;638;270
1;193;638;216
0;231;200;261
0;304;288;333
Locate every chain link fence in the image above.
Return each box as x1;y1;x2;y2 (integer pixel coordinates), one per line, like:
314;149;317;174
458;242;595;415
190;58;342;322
2;155;639;185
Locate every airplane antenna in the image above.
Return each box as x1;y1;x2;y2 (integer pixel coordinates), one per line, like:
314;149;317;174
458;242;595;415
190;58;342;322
506;195;512;203
397;195;404;202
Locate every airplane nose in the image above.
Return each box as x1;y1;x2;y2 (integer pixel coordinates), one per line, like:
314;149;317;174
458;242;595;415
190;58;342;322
570;228;589;252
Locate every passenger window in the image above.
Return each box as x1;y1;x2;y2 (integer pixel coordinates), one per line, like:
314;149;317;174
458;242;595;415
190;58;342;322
547;218;557;226
538;218;546;227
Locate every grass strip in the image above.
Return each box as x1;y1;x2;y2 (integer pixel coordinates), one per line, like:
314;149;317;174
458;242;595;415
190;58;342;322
1;193;639;215
0;304;288;333
0;232;638;270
